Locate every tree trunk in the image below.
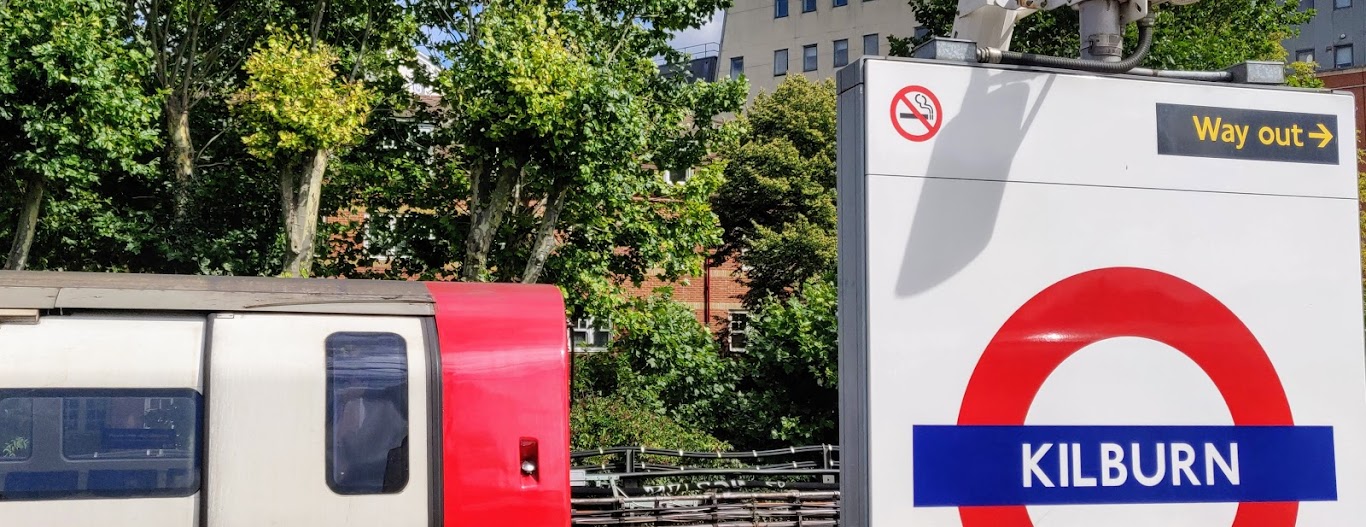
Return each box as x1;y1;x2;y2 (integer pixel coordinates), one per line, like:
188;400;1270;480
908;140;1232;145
521;182;570;284
461;163;520;281
280;149;330;277
4;175;45;271
166;103;196;218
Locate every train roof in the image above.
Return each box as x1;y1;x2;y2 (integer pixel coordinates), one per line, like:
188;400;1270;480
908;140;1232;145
0;271;436;316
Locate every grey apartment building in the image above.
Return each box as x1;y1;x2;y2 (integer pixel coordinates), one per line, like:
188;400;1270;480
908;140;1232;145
1285;0;1363;70
717;0;920;101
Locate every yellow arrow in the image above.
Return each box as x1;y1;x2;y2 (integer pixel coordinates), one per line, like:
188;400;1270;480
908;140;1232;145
1308;122;1334;148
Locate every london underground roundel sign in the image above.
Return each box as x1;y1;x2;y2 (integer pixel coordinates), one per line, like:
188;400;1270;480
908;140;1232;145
911;267;1338;526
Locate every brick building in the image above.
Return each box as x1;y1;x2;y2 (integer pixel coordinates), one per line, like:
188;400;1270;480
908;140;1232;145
330;56;756;354
1318;67;1366;172
617;256;753;351
325;205;754;350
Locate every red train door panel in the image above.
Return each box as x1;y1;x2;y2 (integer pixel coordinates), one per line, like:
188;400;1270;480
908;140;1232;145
427;283;570;527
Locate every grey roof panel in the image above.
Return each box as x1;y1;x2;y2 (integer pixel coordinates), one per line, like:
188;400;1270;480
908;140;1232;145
0;271;434;316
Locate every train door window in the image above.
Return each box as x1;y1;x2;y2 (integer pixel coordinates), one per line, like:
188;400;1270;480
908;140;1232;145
325;332;409;495
0;389;201;500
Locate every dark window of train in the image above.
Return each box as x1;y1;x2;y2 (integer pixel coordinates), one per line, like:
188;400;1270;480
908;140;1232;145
0;398;33;461
326;332;409;495
0;389;201;500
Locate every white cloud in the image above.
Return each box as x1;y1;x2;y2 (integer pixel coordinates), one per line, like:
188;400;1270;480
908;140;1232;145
668;9;726;51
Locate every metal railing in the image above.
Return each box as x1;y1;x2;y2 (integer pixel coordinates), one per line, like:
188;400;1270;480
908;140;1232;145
573;490;841;527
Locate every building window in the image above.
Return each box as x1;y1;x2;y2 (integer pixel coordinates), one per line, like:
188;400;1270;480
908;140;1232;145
1300;0;1313;8
774;49;789;76
1335;0;1350;8
803;44;818;71
863;33;880;56
572;318;612;351
1336;44;1353;68
0;389;201;500
834;0;848;6
802;0;816;12
775;0;789;17
730;56;744;79
728;312;750;352
326;332;409;496
361;212;402;263
663;167;694;185
833;39;850;67
1296;49;1315;65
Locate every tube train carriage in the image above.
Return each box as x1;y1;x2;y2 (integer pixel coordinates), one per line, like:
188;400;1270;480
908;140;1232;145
0;271;570;526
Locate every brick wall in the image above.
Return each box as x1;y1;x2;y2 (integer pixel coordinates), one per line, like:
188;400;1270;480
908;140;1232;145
622;255;752;335
1319;67;1366;173
323;211;755;339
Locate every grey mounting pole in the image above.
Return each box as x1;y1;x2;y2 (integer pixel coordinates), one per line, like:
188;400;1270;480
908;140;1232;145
1078;0;1124;61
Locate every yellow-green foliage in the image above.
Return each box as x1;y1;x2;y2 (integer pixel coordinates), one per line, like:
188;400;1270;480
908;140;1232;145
1287;60;1326;89
446;2;596;142
230;30;373;160
1359;150;1366;306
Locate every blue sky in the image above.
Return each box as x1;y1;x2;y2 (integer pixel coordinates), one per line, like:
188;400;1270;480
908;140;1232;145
418;7;725;66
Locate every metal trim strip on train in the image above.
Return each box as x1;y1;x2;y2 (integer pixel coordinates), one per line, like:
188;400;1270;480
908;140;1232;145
0;271;570;527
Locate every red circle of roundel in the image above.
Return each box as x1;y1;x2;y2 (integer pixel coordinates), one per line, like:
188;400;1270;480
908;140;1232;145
889;86;943;142
956;267;1296;527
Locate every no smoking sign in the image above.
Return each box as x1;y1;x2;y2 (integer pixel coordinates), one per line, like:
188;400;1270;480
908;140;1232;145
890;85;943;142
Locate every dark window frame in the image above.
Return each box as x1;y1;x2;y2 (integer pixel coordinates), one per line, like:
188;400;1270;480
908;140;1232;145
863;33;880;56
730;56;745;79
774;49;789;76
325;332;411;496
802;0;816;12
1335;0;1350;9
834;0;848;7
775;0;789;18
803;44;818;71
1335;44;1354;68
728;311;750;352
834;39;850;67
0;388;203;501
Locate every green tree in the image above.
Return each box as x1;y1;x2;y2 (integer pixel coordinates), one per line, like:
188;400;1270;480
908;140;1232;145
713;75;837;306
703;75;841;448
0;0;160;270
724;276;838;447
330;0;746;320
573;290;737;433
894;0;1313;71
230;29;374;277
128;0;273;219
570;395;731;452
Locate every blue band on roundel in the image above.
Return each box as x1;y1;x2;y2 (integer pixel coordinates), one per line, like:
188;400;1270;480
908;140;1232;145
912;425;1336;507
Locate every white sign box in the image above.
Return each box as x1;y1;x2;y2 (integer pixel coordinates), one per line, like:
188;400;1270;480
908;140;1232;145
836;57;1366;527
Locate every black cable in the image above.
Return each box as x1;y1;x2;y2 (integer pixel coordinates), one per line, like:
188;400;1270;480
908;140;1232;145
982;14;1156;74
